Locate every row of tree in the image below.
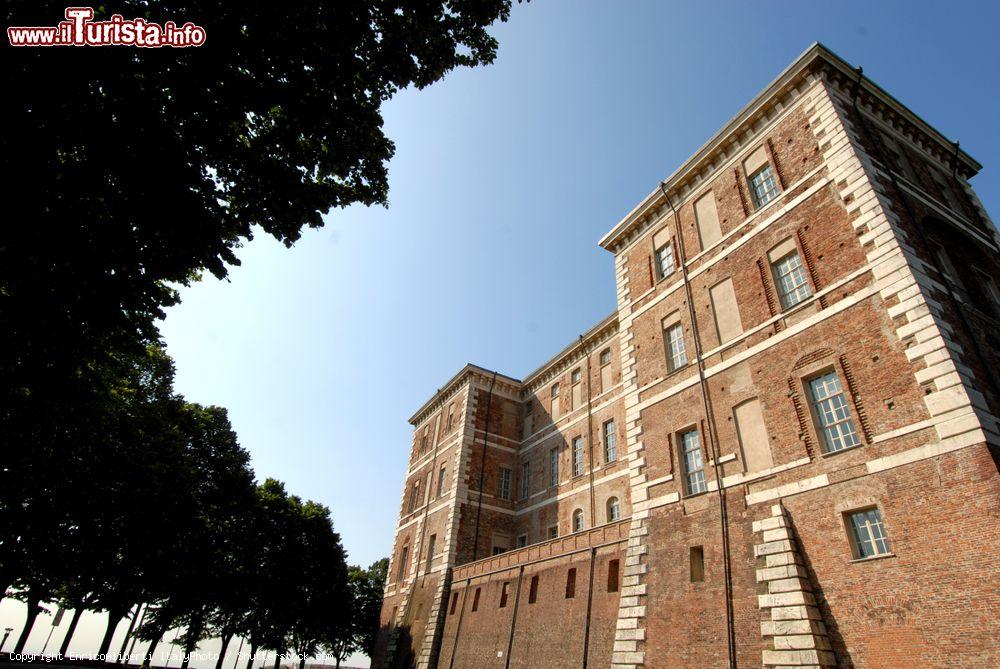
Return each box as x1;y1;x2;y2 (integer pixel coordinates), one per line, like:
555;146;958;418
3;1;512;666
1;344;385;668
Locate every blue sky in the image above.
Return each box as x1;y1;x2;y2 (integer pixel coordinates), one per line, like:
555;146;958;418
160;0;1000;579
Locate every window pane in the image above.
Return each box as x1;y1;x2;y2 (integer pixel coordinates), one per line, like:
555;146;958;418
750;164;779;207
656;243;674;278
549;448;559;486
604;420;617;463
809;372;860;453
772;250;813;309
681;429;707;495
848;508;891;558
572;437;584;476
666;323;687;371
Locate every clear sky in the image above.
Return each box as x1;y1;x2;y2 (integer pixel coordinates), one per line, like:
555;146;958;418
163;0;1000;593
6;1;997;667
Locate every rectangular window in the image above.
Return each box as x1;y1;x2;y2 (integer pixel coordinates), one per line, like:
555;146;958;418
603;420;617;463
520;461;530;500
500;581;510;608
572;437;584;477
446;403;455;431
497;467;512;500
690;546;705;582
425;534;436;573
655;242;675;279
420;429;428;452
471;587;481;612
974;267;1000;314
528;575;539;604
492;546;505;556
694;191;722;249
571;369;582;410
516;534;528;548
709;277;744;344
733;398;773;472
409;482;420;513
437;466;446;499
397;546;409;582
749;164;779;208
809;371;861;453
565;568;577;599
600;349;613;391
548;525;558;540
607;559;620;592
680;429;707;495
449;592;458;615
664;321;687;372
551;383;561;421
846;508;891;559
549;447;559;487
772;250;812;310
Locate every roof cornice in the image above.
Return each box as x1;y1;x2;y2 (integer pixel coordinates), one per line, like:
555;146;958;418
408;364;521;426
599;42;981;253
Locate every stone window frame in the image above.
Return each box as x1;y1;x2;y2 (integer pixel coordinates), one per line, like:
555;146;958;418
833;497;896;563
842;505;894;562
795;358;866;457
768;238;814;311
606;495;621;522
599;347;613;367
741;142;784;212
572;508;585;533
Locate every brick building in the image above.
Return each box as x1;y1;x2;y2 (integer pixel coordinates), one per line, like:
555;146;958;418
373;44;1000;669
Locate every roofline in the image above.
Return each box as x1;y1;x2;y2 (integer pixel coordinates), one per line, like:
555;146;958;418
599;42;981;251
520;311;618;388
408;363;521;425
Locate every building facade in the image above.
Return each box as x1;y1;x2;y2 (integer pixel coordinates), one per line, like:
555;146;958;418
373;44;1000;669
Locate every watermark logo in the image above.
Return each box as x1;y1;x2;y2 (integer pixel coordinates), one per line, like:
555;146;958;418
8;7;206;47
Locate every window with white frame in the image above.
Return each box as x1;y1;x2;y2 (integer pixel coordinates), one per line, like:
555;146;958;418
497;467;512;500
520;461;530;500
664;321;687;372
655;241;674;279
772;250;813;309
808;371;860;453
606;496;621;522
603;420;617;463
549;447;559;487
680;429;707;495
571;368;581;384
572;436;584;477
572;508;585;532
600;348;612;366
845;507;891;559
749;164;779;208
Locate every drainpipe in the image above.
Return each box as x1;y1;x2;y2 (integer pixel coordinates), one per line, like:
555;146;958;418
585;336;597;527
660;182;738;669
581;547;597;669
503;566;526;669
471;371;498;561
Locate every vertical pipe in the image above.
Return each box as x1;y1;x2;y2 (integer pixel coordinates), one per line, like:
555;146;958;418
581;548;597;669
660;182;738;669
471;372;498;561
503;566;525;669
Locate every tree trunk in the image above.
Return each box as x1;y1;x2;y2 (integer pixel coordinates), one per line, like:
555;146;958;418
215;633;233;669
334;658;340;669
13;594;42;654
58;606;84;657
116;603;141;663
245;642;257;669
297;655;305;669
180;610;204;669
142;628;166;669
98;606;128;660
273;652;281;669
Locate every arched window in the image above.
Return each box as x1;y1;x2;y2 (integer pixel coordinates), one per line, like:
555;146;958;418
606;496;621;522
572;508;585;532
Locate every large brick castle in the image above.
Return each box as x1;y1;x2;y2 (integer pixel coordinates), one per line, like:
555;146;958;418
373;44;1000;668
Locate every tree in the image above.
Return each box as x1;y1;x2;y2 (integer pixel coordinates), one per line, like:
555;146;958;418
326;559;388;668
